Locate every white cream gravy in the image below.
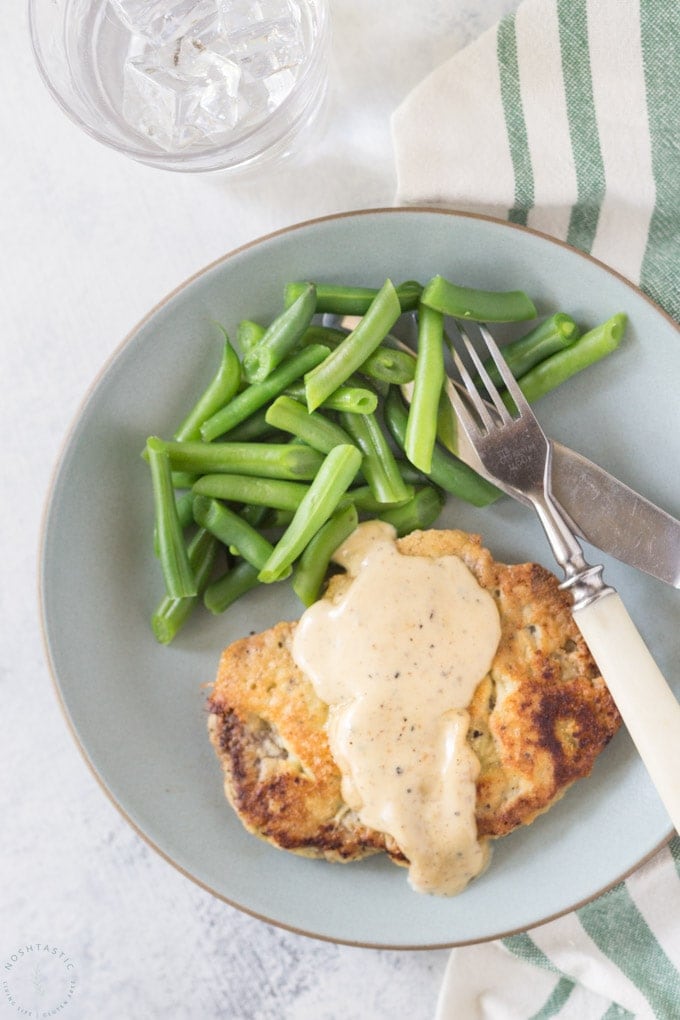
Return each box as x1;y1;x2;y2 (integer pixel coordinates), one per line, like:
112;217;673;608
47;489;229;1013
291;521;502;896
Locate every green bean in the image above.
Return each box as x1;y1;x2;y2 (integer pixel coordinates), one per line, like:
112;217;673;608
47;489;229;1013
146;437;196;598
304;280;402;412
258;445;362;583
222;502;292;542
478;313;580;387
170;471;199;489
346;486;412;514
153;489;194;557
174;329;241;441
404;304;445;473
359;346;416;385
155;438;324;480
284;279;422;314
301;324;347;347
340;410;412;505
398;333;458;455
301;325;417;385
151;528;218;644
219;407;277;442
378;485;445;535
384;390;502;507
292;503;359;606
348;482;444;524
193;473;309;512
514;313;626;405
259;508;295;529
238;504;270;528
193;495;281;572
237;319;266;354
393;460;430;486
436;390;458;453
421;274;537;322
243;283;316;383
265;395;356;454
140;445;196;487
146;268;627;637
397;281;424;311
204;561;261;615
286;381;378;415
200;344;329;441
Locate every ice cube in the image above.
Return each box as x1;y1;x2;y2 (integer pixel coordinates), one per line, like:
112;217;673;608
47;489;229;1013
197;76;242;130
123;59;199;149
262;66;296;107
177;33;241;90
218;0;301;27
216;0;266;35
238;46;281;80
123;38;244;150
235;76;269;121
109;0;219;46
219;0;304;53
197;55;242;130
117;0;310;150
229;18;306;85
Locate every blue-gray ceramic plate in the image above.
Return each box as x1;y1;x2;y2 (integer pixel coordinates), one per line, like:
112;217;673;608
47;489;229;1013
40;208;680;947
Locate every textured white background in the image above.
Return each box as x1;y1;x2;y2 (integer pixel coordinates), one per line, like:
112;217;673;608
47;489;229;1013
1;2;520;1017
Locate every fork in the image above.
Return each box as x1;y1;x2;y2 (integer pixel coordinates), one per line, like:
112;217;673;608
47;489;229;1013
448;320;680;833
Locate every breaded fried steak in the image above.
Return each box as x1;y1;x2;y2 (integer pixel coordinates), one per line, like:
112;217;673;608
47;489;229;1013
207;529;621;866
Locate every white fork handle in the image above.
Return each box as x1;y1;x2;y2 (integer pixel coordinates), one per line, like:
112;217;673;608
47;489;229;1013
574;591;680;834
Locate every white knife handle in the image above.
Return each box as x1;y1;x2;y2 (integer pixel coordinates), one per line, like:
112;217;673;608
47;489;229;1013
574;591;680;834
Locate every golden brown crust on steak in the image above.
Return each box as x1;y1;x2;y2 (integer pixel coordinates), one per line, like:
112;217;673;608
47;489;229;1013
207;621;405;863
207;529;621;861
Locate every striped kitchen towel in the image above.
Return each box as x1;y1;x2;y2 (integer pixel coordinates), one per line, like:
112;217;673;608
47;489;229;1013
435;839;680;1018
391;0;679;321
391;1;680;1017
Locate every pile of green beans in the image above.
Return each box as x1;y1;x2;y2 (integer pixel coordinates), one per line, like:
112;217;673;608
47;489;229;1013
144;274;626;644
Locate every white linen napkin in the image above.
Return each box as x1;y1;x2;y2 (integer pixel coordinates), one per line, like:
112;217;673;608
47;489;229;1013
391;1;680;1016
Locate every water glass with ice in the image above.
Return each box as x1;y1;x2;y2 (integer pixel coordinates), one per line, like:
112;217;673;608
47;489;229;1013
29;0;331;173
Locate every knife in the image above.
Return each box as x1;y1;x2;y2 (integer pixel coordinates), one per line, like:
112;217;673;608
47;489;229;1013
432;393;680;590
551;442;680;589
324;314;680;590
435;374;680;590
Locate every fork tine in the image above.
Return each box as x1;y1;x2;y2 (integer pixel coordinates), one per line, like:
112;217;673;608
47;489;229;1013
445;369;483;438
452;322;516;426
476;323;532;419
449;345;496;432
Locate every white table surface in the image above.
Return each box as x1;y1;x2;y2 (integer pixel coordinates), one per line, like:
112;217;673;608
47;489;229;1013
1;3;521;1017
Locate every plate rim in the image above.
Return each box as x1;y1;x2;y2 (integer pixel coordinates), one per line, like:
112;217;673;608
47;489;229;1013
38;205;678;949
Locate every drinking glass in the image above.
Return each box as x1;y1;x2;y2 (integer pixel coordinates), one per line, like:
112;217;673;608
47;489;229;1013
28;0;331;173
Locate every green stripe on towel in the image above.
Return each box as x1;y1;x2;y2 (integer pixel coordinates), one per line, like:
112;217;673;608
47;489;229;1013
579;882;680;1018
528;976;574;1019
639;3;680;320
503;932;562;975
601;1006;635;1020
497;14;534;226
557;0;606;253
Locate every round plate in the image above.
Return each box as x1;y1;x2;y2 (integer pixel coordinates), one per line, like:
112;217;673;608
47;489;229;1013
40;208;680;948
